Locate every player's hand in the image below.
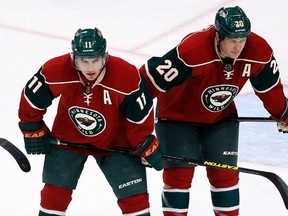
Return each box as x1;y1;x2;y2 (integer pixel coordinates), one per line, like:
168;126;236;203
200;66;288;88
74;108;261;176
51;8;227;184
135;135;164;171
277;121;288;133
141;147;163;170
19;121;51;154
275;98;288;133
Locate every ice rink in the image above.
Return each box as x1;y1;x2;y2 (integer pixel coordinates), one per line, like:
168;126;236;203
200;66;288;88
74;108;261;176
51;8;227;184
1;0;288;215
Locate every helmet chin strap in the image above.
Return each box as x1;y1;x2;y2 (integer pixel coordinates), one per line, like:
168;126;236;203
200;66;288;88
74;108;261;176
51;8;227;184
78;66;107;94
215;34;226;58
101;52;109;69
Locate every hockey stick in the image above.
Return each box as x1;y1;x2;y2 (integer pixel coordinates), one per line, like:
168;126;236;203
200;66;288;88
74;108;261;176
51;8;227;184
231;117;275;122
162;155;288;210
158;117;275;123
51;138;288;209
0;138;31;172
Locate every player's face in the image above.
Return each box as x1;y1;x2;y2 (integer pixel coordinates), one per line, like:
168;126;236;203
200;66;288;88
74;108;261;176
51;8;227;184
219;37;247;59
75;56;105;81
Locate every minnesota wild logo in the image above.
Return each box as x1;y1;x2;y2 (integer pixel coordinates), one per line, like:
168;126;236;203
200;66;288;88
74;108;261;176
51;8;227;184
69;106;106;136
201;85;238;112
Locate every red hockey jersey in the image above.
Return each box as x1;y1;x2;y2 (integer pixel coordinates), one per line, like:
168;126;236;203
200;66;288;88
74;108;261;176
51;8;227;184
19;53;155;154
140;25;286;123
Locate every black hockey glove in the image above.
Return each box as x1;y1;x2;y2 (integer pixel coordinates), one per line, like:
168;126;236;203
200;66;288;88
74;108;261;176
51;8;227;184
134;135;164;171
19;120;51;154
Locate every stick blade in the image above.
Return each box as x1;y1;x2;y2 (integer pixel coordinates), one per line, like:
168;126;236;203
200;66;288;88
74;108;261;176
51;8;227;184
0;138;31;172
260;171;288;210
163;155;288;210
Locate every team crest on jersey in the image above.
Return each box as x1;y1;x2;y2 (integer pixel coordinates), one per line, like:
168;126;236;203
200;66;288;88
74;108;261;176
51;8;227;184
201;85;238;112
69;106;106;136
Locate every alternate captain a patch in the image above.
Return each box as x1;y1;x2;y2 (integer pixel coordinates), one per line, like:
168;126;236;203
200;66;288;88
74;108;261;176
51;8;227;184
69;106;106;136
201;85;238;112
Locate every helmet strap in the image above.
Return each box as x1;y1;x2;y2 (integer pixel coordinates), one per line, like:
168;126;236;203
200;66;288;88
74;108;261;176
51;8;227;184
215;33;222;56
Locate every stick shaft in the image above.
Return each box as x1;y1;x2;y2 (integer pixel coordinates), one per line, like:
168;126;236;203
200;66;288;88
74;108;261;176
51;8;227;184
231;117;274;122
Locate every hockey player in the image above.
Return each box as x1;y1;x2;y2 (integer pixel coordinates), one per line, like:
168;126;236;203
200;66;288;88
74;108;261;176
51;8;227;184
18;27;163;216
140;6;288;216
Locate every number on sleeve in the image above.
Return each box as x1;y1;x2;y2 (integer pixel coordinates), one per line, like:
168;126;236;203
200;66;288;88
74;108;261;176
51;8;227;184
136;92;147;110
156;59;179;82
28;76;43;93
270;59;279;74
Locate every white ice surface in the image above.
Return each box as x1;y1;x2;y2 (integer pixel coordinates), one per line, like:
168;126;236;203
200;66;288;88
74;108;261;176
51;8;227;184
0;0;287;215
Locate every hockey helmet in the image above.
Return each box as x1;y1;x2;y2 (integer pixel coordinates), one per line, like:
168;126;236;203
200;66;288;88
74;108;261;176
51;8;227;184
71;28;107;58
215;6;251;40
